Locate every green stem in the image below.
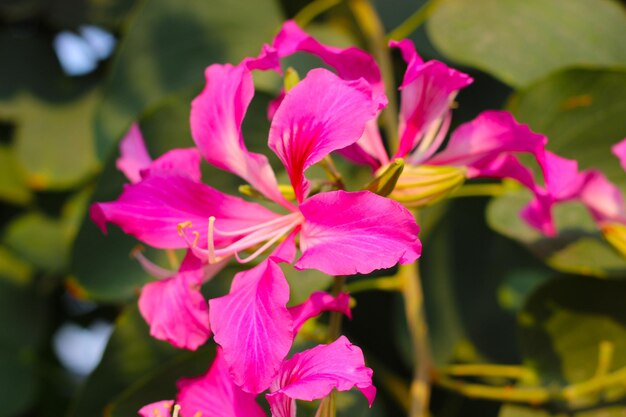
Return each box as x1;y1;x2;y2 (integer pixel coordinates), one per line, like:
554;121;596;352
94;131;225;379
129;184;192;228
347;0;399;152
441;364;534;380
434;375;551;405
293;0;341;27
386;0;439;41
399;239;432;417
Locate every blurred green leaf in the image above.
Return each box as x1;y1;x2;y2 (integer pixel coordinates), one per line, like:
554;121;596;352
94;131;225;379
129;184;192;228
46;0;139;30
508;69;626;188
0;144;32;205
0;89;101;190
68;306;183;417
0;280;47;417
284;266;333;306
94;0;283;159
427;0;626;87
500;404;626;417
519;277;626;386
0;246;33;285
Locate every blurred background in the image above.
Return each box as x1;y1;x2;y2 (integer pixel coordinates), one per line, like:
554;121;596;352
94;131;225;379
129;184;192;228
1;0;626;416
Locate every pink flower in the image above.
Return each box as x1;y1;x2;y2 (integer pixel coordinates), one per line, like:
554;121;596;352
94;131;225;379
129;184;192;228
270;22;549;211
145;336;375;417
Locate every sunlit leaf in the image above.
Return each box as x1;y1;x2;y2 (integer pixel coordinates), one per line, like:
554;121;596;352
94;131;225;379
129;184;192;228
428;0;626;87
0;145;31;205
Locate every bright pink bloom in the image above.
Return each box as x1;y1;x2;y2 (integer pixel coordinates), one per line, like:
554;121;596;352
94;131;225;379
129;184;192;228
209;257;354;393
266;336;375;417
155;336;374;417
176;348;266;417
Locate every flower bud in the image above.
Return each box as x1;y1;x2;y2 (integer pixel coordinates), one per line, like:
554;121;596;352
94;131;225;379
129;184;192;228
389;164;466;208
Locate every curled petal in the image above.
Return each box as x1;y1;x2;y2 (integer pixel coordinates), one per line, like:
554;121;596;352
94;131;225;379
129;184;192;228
267;336;376;417
296;190;421;275
176;348;266;417
142;148;202;182
427;111;547;172
117;123;152;183
269;69;376;202
289;291;351;333
391;39;472;161
190;61;290;208
90;176;280;249
273;20;386;107
138;400;175;417
612;138;626;172
209;259;293;393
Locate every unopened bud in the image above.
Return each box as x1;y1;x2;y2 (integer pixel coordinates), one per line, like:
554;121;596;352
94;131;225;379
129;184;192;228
284;67;300;92
364;159;405;197
389;164;466;208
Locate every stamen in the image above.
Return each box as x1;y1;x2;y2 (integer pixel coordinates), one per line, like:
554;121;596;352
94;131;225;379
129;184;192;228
409;110;453;165
207;216;217;264
130;246;174;279
177;221;200;248
172;404;181;417
235;224;295;263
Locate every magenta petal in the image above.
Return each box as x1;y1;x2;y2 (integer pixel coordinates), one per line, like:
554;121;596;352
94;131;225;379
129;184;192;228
209;259;294;393
273;20;386;108
141;148;202;182
138;267;212;351
427;111;547;170
176;348;266;417
270;229;298;264
390;39;472;160
138;400;174;417
190;62;290;208
90;176;280;249
612;138;626;172
269;69;376;202
296;190;421;275
289;291;351;333
579;170;626;224
267;336;376;410
116;123;152;183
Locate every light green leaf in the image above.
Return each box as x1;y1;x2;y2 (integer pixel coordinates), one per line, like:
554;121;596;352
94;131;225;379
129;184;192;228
0;145;31;205
0;246;32;285
427;0;626;87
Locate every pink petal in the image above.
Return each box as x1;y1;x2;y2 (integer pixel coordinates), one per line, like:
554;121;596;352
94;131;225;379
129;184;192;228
337;119;389;170
612;138;626;172
190;62;291;209
391;39;472;161
209;259;294;393
270;228;299;264
579;170;626;225
117;123;152;183
471;154;539;191
266;335;376;416
272;20;386;108
138;400;174;417
296;190;421;275
269;69;376;202
289;291;351;333
427;111;547;171
176;348;266;417
141;148;202;182
90;176;280;249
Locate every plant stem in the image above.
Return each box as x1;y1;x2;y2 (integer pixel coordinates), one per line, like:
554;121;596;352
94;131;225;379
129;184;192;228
399;250;432;417
346;276;402;293
347;0;399;152
440;364;534;380
449;183;506;198
294;0;341;28
386;0;439;41
434;375;551;404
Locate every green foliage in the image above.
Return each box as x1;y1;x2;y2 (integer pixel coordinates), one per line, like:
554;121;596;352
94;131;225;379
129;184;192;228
428;0;626;87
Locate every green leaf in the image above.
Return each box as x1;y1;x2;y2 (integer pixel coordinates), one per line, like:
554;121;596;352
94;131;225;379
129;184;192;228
508;69;626;188
0;145;32;205
519;277;626;386
0;246;33;285
427;0;626;87
94;0;283;159
0;280;48;417
68;306;184;417
500;404;626;417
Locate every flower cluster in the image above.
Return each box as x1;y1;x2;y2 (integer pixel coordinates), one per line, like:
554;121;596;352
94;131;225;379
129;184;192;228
91;20;625;417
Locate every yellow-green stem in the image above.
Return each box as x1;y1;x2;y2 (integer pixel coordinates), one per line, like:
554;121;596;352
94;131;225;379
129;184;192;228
346;276;402;293
347;0;399;152
294;0;341;28
449;183;506;199
441;364;534;380
399;234;432;417
386;0;439;41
